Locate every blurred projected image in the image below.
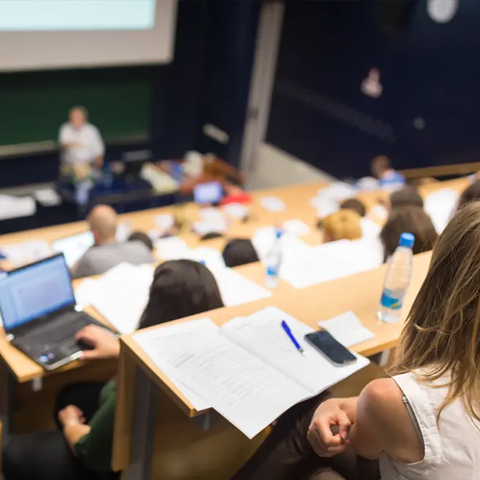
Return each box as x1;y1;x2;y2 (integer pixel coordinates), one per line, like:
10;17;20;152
0;0;157;31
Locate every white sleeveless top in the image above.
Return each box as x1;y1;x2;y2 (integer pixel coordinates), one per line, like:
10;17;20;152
379;371;480;479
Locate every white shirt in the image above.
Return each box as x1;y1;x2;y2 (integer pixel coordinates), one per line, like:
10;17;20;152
59;122;105;166
379;371;480;479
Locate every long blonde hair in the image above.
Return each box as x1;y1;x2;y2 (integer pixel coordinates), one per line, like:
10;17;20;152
392;201;480;422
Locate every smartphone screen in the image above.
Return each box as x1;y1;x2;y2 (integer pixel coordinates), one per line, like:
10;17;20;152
305;330;357;366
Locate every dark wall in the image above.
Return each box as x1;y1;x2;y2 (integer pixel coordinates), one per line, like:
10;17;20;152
0;0;259;188
267;0;480;179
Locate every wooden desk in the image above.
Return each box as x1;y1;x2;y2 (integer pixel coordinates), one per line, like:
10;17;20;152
113;251;432;478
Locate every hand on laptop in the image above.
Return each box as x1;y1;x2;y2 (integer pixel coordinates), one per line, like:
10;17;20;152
75;325;120;360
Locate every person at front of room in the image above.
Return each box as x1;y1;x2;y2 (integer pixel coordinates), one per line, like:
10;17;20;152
59;106;105;184
2;260;225;480
371;155;405;190
232;202;480;480
71;204;154;279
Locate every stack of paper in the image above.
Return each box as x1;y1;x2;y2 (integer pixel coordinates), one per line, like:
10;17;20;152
133;306;369;439
424;188;459;234
0;241;51;267
0;195;36;221
318;311;375;347
89;263;155;334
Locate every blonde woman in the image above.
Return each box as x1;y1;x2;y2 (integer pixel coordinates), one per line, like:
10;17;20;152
233;202;480;480
322;210;362;243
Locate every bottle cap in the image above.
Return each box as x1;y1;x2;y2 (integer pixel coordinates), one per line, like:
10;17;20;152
275;228;283;239
399;232;415;248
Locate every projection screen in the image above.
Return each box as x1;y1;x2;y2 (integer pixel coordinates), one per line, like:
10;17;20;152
0;0;177;72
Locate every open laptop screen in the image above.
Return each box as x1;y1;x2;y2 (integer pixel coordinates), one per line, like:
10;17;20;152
193;181;223;205
0;255;75;331
51;231;94;268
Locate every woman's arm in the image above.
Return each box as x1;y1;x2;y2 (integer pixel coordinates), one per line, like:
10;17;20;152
58;405;91;452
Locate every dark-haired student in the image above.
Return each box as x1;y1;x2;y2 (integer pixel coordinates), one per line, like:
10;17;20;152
370;156;405;189
127;231;154;252
457;179;480;210
222;239;259;268
2;260;224;480
232;202;480;480
339;199;366;218
389;186;424;210
380;206;438;261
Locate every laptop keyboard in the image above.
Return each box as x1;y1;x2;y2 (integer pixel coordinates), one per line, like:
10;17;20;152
17;312;94;355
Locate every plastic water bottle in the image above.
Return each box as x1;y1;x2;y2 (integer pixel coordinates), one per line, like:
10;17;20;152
265;229;283;288
377;232;415;323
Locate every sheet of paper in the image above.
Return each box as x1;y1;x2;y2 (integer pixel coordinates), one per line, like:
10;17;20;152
133;318;218;411
89;263;154;334
222;203;249;219
74;278;98;306
220;306;370;395
116;221;132;242
0;195;36;221
311;197;339;218
282;219;311;236
199;207;225;220
189;247;226;271
318;311;375;347
0;241;51;267
154;237;191;260
424;188;459;234
370;205;388;220
137;318;310;438
154;214;174;232
360;218;381;238
259;196;286;212
252;227;312;263
193;218;227;236
212;267;272;307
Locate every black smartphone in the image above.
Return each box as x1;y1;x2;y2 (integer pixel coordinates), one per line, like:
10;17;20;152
305;330;357;366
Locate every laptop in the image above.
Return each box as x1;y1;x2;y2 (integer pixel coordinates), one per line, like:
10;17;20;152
193;181;223;205
0;253;114;370
51;231;94;268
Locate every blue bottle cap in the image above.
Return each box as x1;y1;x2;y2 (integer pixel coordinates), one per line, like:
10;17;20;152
399;232;415;248
275;228;283;239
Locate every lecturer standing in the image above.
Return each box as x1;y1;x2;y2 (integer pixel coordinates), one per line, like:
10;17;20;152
59;106;105;181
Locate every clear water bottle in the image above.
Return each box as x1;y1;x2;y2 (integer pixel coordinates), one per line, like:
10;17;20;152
377;232;415;323
265;229;283;288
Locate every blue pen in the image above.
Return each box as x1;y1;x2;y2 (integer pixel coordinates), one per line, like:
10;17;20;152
281;320;306;356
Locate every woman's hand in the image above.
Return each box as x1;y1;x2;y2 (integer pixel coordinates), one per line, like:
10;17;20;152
75;324;120;360
58;405;85;428
307;399;352;457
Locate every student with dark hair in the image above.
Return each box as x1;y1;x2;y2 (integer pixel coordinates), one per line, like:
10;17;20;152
380;206;437;261
457;180;480;210
390;186;424;210
127;231;154;251
339;199;366;217
2;260;224;480
371;155;405;189
222;239;259;268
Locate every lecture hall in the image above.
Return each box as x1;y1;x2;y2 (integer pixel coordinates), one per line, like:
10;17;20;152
0;1;478;479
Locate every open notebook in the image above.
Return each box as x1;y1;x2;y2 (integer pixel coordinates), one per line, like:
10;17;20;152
133;306;369;439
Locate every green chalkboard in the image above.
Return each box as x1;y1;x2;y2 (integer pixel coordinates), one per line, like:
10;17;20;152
0;67;153;147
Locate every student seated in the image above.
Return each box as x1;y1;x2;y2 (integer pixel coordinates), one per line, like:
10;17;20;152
457;179;480;209
232;202;480;480
71;205;155;279
222;239;259;268
127;231;154;252
2;260;224;480
339;199;366;217
380;206;437;261
371;155;405;189
389;186;424;210
322;210;362;243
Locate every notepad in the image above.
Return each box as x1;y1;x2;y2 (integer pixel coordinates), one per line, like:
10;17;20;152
133;306;369;439
318;311;375;347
